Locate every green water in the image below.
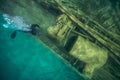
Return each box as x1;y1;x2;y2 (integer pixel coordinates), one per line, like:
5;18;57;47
0;16;85;80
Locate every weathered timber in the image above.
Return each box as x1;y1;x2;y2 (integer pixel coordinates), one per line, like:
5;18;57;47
36;0;120;57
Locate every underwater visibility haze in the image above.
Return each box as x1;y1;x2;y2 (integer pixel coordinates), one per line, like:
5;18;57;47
0;0;120;80
0;14;85;80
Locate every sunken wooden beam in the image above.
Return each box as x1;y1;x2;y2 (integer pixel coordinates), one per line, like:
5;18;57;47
35;0;120;57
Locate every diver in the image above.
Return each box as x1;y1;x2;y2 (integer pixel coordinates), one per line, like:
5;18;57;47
2;14;40;39
10;24;40;39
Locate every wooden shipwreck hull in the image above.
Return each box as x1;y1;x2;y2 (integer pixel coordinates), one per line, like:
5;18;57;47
33;0;120;80
0;0;120;80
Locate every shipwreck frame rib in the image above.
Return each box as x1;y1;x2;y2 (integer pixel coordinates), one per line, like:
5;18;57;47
36;0;120;57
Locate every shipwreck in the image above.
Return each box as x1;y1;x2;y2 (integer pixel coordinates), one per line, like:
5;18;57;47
0;0;120;80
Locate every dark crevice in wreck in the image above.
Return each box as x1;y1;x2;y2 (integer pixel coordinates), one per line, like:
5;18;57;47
64;35;78;52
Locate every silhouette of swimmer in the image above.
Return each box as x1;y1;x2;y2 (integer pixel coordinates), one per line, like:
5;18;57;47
10;24;40;39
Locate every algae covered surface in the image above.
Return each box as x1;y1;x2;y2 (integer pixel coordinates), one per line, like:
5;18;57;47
0;0;120;80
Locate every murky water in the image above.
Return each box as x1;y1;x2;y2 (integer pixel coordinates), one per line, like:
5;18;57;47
0;0;87;80
0;12;85;80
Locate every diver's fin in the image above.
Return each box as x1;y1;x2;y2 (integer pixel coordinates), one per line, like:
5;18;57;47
10;30;17;39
